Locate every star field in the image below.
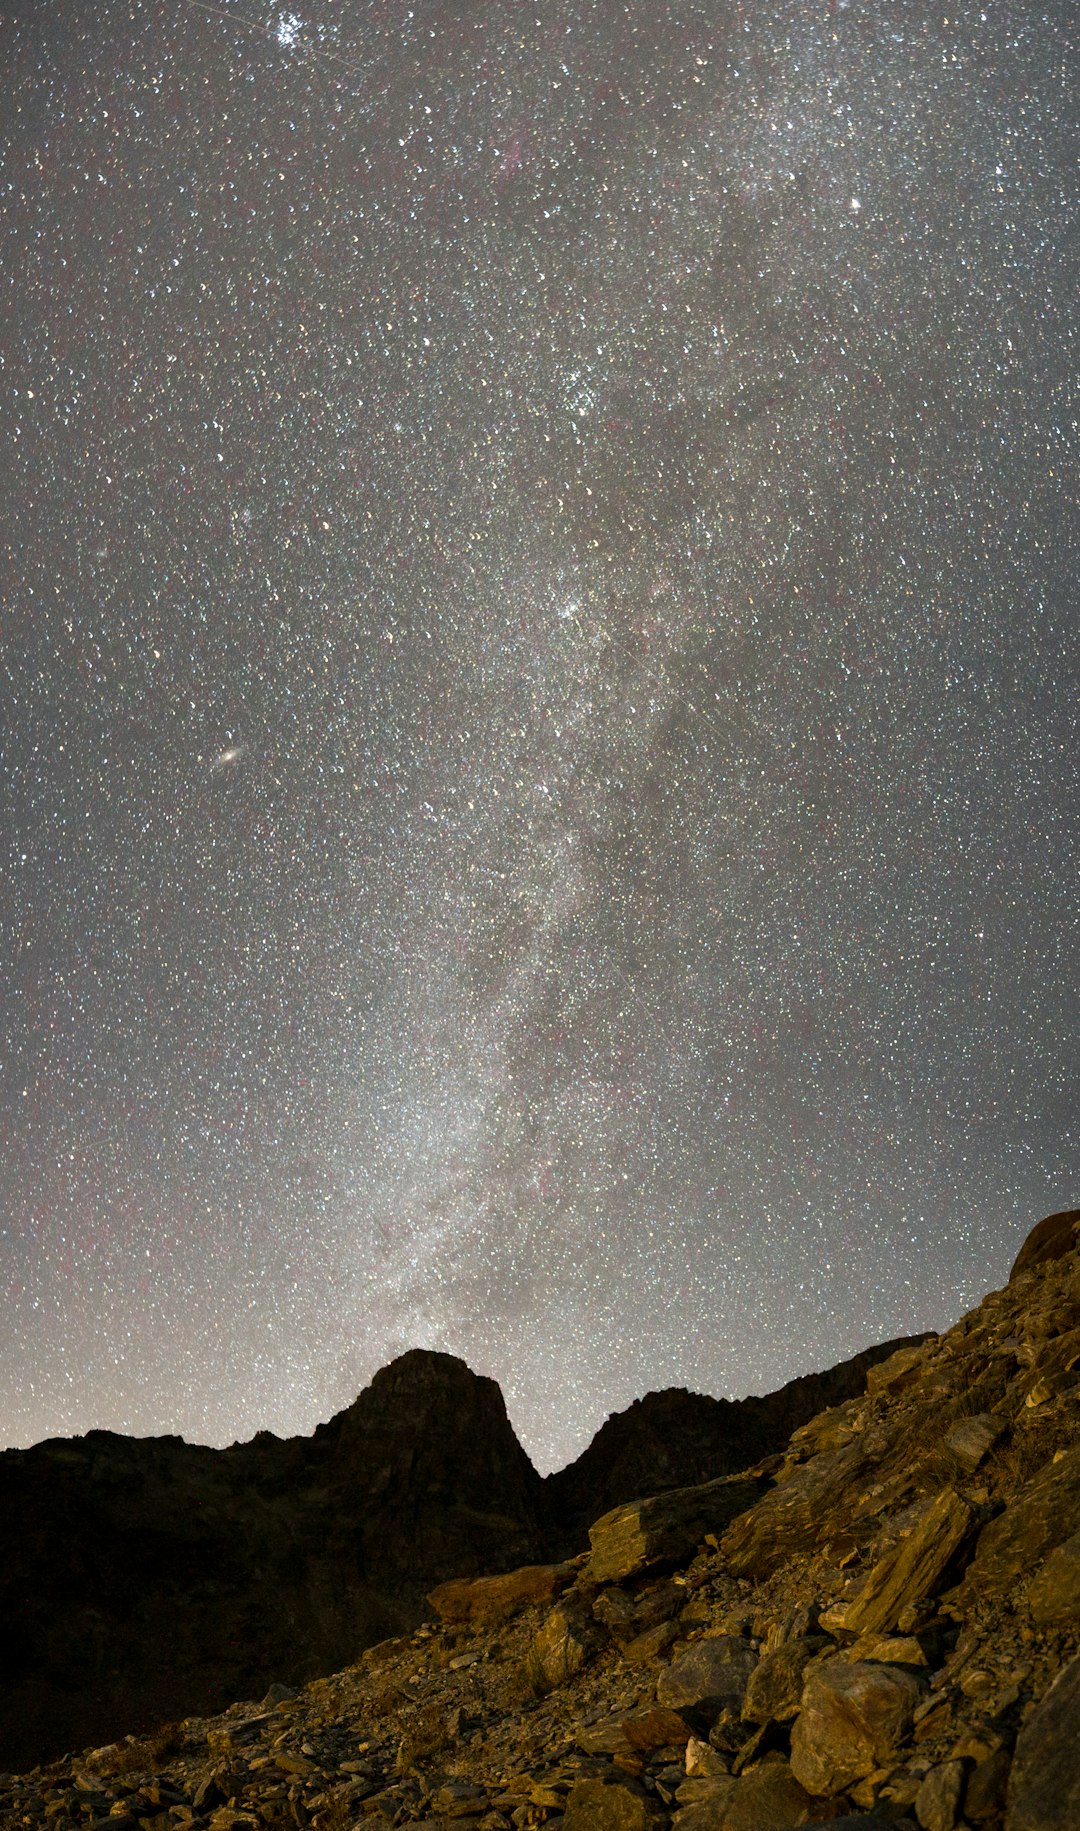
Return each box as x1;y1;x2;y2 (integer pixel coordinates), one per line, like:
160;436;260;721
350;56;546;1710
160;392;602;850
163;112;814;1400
1;0;1077;1473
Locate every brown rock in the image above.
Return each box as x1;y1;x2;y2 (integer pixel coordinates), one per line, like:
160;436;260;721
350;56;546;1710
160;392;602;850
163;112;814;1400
963;1748;1011;1822
914;1759;966;1831
840;1490;972;1638
1009;1208;1080;1281
1004;1653;1080;1830
673;1758;815;1828
943;1414;1003;1473
867;1343;931;1397
621;1618;681;1663
562;1775;667;1828
426;1562;575;1626
588;1474;765;1583
593;1580;683;1645
966;1445;1080;1597
790;1659;924;1796
528;1597;601;1688
720;1442;870;1579
656;1635;759;1725
1027;1528;1080;1625
742;1638;824;1725
845;1635;928;1666
621;1706;696;1752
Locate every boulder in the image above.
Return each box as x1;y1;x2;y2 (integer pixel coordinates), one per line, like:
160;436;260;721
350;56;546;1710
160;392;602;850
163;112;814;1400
656;1635;758;1725
789;1659;924;1795
742;1637;824;1724
575;1705;695;1755
1027;1528;1080;1625
593;1580;683;1645
562;1775;667;1828
1004;1654;1080;1830
672;1758;815;1828
837;1489;972;1637
914;1758;966;1831
1009;1209;1080;1281
720;1442;869;1579
528;1597;601;1688
867;1343;930;1397
965;1445;1080;1597
426;1562;575;1626
588;1474;764;1583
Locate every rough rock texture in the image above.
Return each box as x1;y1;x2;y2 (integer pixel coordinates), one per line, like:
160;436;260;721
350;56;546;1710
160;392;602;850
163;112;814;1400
961;1444;1080;1600
589;1476;764;1583
2;1207;1079;1831
655;1636;758;1725
427;1563;576;1627
1009;1208;1080;1280
1004;1653;1080;1830
833;1487;973;1637
789;1659;924;1794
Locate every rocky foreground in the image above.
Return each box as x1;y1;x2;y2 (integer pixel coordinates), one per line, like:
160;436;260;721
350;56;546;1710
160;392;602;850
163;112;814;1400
3;1208;1080;1831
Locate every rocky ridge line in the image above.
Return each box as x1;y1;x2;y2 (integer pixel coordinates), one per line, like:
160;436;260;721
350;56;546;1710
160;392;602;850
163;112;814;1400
3;1207;1078;1831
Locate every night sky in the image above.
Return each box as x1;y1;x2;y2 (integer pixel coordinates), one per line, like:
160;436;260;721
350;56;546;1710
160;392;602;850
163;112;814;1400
2;0;1077;1475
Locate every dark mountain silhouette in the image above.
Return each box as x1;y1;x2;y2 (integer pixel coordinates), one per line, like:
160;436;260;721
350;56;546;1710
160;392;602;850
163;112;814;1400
0;1333;925;1769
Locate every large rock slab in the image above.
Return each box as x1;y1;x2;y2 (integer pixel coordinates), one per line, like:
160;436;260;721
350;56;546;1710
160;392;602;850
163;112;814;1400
588;1474;764;1583
673;1759;815;1829
427;1562;575;1626
837;1489;972;1637
1009;1208;1080;1281
720;1442;869;1579
656;1635;758;1726
1005;1653;1080;1830
1027;1529;1080;1625
965;1445;1080;1597
563;1776;667;1828
789;1659;924;1795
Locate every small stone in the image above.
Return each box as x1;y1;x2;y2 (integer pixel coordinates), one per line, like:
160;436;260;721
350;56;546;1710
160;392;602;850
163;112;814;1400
686;1738;729;1778
914;1759;966;1831
621;1618;681;1663
528;1597;601;1688
846;1634;928;1666
866;1343;929;1396
672;1759;815;1829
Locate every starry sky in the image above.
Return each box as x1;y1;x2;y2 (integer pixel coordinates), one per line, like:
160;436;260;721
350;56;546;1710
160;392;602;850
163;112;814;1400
1;0;1077;1475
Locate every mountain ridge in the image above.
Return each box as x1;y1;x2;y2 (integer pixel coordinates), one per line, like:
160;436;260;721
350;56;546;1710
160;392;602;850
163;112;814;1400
1;1327;921;1771
1;1206;1078;1830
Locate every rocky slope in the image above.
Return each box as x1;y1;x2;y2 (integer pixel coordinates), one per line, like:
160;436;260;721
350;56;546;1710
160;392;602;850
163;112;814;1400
0;1329;910;1771
2;1207;1078;1831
